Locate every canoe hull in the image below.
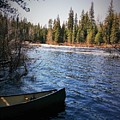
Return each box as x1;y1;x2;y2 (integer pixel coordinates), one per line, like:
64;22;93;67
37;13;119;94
0;88;66;120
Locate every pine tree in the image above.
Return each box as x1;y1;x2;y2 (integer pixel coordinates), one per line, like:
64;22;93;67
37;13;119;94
95;30;103;45
42;25;47;43
61;23;67;43
67;7;74;43
52;15;61;44
110;13;120;44
76;29;80;43
87;2;96;45
47;19;53;44
87;30;94;45
72;13;78;43
104;0;114;44
79;11;90;43
52;19;57;42
89;2;95;29
55;15;61;43
79;30;85;43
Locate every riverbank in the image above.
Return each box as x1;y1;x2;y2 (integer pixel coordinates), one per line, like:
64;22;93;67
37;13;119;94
26;42;120;49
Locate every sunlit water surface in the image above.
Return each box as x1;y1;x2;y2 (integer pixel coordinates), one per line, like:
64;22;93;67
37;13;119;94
0;45;120;120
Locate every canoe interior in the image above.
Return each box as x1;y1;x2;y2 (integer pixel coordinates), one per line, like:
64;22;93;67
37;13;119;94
0;89;57;107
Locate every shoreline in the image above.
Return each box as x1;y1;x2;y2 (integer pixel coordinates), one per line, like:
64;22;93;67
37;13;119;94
27;42;120;49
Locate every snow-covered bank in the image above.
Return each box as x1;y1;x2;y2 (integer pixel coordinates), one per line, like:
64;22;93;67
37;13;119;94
40;44;88;49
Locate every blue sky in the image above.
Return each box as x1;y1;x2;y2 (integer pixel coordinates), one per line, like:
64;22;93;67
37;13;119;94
16;0;120;26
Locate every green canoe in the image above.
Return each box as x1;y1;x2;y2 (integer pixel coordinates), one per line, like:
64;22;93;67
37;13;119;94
0;88;66;119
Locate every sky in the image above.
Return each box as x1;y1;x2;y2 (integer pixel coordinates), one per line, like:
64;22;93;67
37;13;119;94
13;0;120;26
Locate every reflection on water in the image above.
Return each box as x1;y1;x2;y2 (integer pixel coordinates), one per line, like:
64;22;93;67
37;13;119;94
0;46;120;120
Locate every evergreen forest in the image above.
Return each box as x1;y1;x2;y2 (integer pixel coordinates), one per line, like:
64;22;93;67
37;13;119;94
1;1;120;46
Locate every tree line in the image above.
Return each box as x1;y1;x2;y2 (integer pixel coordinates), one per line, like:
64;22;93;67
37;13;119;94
1;0;120;46
46;1;120;46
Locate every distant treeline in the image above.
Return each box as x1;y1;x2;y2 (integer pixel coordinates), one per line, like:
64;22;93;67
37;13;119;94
0;0;120;47
46;1;120;46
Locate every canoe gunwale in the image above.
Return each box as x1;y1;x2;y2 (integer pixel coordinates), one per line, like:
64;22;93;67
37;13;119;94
0;88;57;97
0;88;65;108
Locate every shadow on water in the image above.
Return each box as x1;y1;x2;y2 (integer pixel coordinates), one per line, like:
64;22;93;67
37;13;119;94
3;104;66;120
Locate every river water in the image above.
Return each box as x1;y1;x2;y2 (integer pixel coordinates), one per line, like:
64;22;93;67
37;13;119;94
0;45;120;120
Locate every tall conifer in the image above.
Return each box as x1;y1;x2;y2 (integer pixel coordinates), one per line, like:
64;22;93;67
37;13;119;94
104;0;114;44
67;7;74;43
